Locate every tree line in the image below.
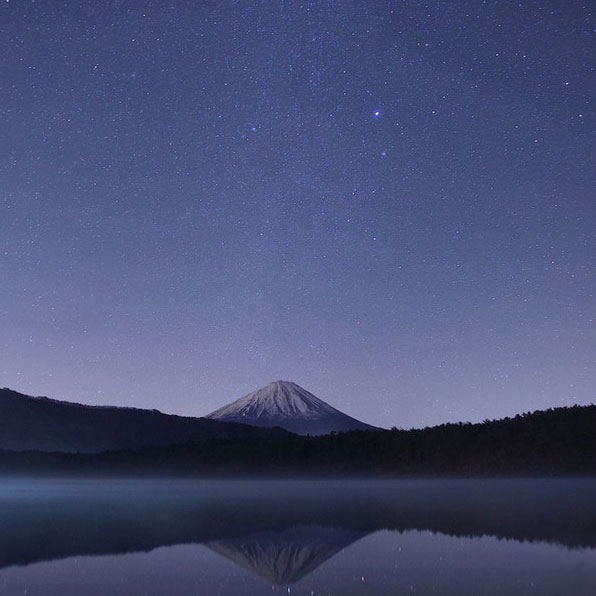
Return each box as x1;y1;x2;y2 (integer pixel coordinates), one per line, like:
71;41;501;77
0;404;594;476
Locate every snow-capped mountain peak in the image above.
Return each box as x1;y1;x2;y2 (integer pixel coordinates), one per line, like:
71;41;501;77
206;381;379;436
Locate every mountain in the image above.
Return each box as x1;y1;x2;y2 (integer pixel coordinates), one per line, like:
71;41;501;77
205;380;379;435
0;388;289;453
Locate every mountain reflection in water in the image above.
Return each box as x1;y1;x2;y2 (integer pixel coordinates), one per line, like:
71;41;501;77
0;478;594;587
206;526;365;584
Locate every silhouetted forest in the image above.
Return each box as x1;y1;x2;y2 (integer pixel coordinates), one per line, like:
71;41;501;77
0;404;594;476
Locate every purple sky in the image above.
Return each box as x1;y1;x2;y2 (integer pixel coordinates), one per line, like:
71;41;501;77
1;1;594;429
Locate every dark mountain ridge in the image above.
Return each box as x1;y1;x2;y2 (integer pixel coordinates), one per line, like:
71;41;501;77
0;388;289;453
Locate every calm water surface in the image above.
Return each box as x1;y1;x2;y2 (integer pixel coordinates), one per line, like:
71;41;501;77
0;478;594;595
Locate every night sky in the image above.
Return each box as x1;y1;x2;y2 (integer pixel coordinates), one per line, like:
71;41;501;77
1;1;594;429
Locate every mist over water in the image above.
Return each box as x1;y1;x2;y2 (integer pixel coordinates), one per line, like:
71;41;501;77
0;478;594;595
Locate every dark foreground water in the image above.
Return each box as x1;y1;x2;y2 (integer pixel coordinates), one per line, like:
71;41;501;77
0;478;594;595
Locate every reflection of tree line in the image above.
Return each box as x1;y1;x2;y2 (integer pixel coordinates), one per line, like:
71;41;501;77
1;404;594;477
0;479;594;579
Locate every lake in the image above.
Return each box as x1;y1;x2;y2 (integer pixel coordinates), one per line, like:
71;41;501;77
0;478;594;595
